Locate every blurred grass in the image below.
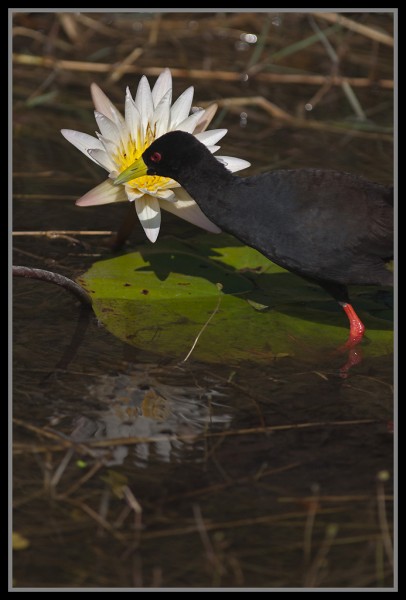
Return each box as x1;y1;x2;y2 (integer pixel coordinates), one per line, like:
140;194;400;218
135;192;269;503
12;11;393;124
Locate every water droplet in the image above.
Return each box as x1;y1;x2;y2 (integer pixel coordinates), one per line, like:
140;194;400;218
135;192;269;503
271;16;282;27
305;103;313;112
240;112;248;128
188;20;198;29
377;470;390;482
240;73;249;83
240;33;257;44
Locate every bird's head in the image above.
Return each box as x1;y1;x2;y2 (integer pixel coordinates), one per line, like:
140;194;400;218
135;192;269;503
114;130;206;185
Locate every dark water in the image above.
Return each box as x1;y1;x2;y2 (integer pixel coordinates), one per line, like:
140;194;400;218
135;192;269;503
12;11;395;590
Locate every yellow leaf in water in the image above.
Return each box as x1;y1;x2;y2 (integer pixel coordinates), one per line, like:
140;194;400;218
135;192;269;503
12;532;30;550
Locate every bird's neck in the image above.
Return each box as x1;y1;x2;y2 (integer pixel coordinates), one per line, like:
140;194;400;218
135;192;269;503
178;160;238;224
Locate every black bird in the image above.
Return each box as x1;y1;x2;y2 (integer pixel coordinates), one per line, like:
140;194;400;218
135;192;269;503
115;130;393;356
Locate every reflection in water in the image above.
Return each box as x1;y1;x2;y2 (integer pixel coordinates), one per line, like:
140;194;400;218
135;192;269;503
70;365;232;467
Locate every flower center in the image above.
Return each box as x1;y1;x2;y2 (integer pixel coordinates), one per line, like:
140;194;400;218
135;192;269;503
135;175;172;193
114;125;172;192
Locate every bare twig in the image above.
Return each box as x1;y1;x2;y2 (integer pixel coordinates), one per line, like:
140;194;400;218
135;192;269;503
13;265;92;307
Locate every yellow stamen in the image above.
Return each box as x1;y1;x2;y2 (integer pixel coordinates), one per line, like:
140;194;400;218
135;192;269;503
114;123;172;191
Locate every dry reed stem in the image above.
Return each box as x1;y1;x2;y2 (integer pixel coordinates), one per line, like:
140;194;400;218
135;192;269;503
108;47;144;83
61;497;126;542
12;53;394;89
182;288;223;363
13;230;114;236
136;507;345;542
13;417;378;455
376;472;394;568
313;12;394;47
12;26;72;50
211;96;393;141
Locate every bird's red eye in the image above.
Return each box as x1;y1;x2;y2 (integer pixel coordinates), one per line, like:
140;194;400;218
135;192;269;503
150;152;162;163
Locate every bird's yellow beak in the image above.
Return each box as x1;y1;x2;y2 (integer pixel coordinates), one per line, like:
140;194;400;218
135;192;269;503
114;157;148;185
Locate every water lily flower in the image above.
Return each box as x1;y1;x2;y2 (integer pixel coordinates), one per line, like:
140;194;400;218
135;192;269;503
61;68;250;242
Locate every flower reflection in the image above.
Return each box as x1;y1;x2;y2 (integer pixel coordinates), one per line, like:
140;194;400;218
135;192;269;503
70;366;232;467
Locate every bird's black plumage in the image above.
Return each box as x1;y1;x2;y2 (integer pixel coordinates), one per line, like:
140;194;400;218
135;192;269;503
116;130;393;350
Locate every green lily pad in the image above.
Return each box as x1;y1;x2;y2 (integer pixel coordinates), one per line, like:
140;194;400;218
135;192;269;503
78;235;393;364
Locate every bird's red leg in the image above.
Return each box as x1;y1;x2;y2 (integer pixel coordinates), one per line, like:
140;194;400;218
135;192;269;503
340;302;366;347
338;302;365;377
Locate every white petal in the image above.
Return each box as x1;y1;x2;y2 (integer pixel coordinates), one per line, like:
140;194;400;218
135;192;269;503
216;156;251;173
176;110;206;134
159;192;221;233
152;68;172;107
155;178;180;190
125;87;141;138
96;132;116;155
87;148;116;172
90;83;124;123
135;76;153;139
76;179;128;206
193;103;218;133
126;186;146;201
207;145;220;154
61;129;103;165
126;182;177;202
94;111;121;144
194;129;227;146
135;196;161;243
152;90;171;138
152;188;176;201
169;86;194;129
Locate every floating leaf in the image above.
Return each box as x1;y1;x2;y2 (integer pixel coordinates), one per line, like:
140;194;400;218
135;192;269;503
78;235;393;364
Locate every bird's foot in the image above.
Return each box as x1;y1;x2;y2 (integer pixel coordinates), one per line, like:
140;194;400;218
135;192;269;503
341;303;366;345
336;303;366;377
338;345;364;378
